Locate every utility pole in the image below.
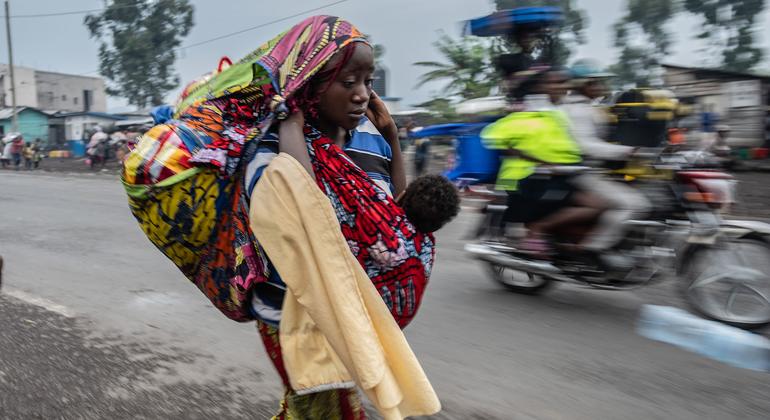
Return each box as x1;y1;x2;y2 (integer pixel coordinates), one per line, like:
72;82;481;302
4;0;17;133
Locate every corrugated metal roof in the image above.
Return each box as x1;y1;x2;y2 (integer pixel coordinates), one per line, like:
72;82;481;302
0;107;52;121
663;64;770;81
114;117;153;127
0;107;26;119
53;111;125;120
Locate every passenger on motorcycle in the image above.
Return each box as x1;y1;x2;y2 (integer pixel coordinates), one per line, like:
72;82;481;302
481;66;606;257
561;60;651;266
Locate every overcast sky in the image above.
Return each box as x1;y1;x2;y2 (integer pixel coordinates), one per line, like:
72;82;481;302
3;0;770;111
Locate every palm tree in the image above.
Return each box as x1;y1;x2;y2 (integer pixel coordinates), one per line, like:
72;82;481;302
414;34;498;100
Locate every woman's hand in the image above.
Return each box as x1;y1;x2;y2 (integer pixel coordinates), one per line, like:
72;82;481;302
366;91;398;141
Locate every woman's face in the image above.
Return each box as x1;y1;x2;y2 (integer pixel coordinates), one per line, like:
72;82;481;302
317;43;375;131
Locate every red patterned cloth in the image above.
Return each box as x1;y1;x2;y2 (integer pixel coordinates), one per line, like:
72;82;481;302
307;128;435;328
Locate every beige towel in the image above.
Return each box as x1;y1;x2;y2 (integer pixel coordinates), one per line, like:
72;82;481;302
249;153;441;419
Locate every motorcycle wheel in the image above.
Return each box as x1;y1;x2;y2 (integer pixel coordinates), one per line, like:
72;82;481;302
680;236;770;330
486;262;552;294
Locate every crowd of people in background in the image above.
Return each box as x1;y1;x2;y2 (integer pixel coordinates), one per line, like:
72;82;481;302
0;126;142;172
1;134;43;171
85;126;140;169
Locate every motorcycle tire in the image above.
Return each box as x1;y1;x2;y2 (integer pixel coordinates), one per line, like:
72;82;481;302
679;235;770;330
485;262;552;294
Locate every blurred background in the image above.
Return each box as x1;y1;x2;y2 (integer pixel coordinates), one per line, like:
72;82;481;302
1;1;769;419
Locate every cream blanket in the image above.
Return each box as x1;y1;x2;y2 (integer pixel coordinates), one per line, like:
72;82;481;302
249;153;440;419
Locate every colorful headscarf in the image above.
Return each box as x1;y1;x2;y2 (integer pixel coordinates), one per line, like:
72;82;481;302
174;15;368;176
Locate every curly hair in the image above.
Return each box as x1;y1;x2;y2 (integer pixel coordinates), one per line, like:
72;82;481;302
401;175;461;233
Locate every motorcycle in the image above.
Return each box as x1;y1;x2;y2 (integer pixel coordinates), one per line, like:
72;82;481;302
464;152;770;329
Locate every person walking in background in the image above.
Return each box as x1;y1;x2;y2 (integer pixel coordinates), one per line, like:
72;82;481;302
87;127;109;169
414;137;431;176
23;142;34;170
1;134;14;168
10;134;24;170
398;119;414;153
32;139;43;169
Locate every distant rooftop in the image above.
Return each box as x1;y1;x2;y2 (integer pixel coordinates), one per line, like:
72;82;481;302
0;106;48;119
663;63;770;81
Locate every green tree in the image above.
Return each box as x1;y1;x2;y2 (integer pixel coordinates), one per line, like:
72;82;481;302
414;33;499;100
85;0;194;108
683;0;766;71
610;0;678;87
415;98;458;123
494;0;588;65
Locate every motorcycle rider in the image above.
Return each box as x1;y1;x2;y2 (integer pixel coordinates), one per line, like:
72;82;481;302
561;59;651;268
482;66;607;257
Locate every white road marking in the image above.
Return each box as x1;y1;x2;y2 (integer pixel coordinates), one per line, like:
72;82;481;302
3;289;74;318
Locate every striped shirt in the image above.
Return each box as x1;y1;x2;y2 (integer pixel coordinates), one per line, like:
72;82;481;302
244;117;393;199
245;116;393;325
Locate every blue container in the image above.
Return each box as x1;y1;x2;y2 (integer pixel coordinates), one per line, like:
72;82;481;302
467;7;563;37
412;122;500;184
68;140;86;157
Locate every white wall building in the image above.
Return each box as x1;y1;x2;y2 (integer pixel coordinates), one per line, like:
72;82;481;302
0;64;107;113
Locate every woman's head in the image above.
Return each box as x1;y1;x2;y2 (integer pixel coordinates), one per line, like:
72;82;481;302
294;42;375;132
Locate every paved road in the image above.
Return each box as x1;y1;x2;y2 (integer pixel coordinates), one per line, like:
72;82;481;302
1;171;768;419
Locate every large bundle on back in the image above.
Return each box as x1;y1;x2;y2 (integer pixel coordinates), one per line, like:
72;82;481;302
123;16;434;326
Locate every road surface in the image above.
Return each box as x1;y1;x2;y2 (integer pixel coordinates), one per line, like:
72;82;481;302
1;171;768;419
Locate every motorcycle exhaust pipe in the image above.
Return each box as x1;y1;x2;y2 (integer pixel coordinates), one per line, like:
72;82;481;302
465;244;562;276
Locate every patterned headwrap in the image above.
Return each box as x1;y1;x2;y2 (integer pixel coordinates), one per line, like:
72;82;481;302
173;16;368;175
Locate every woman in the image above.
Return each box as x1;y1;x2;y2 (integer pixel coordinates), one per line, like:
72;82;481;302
125;16;455;419
240;20;454;419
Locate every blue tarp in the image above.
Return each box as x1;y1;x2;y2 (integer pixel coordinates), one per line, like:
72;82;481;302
412;122;500;184
466;7;563;37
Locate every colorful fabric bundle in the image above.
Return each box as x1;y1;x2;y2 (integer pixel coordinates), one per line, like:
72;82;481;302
307;128;434;328
123;123;265;321
122;16;369;321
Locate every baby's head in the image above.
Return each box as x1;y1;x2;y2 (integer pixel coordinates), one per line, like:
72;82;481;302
398;175;460;233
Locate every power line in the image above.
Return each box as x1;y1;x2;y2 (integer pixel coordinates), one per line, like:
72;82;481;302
36;0;349;83
179;0;349;51
0;1;145;19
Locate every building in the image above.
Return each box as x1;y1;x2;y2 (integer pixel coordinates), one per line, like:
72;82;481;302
0;64;107;113
381;96;402;114
373;67;388;97
663;64;770;147
48;111;125;146
0;107;50;144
